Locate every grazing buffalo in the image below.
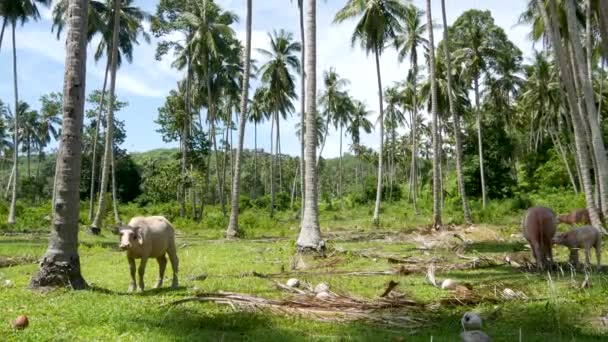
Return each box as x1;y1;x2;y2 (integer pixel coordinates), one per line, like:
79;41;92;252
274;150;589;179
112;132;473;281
557;208;590;226
522;206;557;271
553;225;601;269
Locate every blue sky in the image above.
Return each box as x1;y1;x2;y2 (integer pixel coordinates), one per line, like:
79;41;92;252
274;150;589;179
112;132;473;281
0;0;535;158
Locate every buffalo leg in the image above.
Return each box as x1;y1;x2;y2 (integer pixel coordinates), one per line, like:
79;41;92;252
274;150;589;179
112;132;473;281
138;257;148;292
168;246;179;289
128;257;136;292
155;255;167;289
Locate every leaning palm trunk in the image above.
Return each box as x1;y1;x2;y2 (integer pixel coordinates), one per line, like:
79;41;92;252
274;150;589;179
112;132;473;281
88;60;110;221
316;116;330;166
226;0;252;239
0;18;6;54
338;124;343;206
426;0;442;230
564;0;608;219
91;0;121;232
30;0;89;290
8;21;19;225
277;116;283;191
549;130;578;194
270;114;276;218
110;146;120;223
5;164;14;199
441;0;471;224
538;0;604;232
371;46;385;226
298;0;306;217
297;0;324;253
474;78;487;209
252;122;258;198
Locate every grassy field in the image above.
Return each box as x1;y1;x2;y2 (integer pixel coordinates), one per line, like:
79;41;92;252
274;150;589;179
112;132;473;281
2;205;608;342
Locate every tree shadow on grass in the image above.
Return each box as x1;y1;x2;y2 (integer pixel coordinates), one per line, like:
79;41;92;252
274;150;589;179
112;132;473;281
88;285;189;296
466;240;527;254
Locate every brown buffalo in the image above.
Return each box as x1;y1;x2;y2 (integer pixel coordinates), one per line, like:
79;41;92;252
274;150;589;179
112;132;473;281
553;225;601;269
557;208;590;226
522;206;557;270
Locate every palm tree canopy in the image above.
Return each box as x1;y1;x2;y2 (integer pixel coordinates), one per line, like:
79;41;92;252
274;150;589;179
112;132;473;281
347;99;373;147
257;29;301;118
393;4;427;67
2;0;51;25
334;0;408;55
52;0;152;66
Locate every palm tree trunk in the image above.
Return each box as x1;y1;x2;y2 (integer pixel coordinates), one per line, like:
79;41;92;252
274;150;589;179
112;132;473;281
316;115;330;166
441;0;471;224
27;135;31;178
565;0;608;219
223;124;229;206
372;45;384;226
427;0;442;229
297;0;323;253
212;122;225;214
88;59;110;221
290;163;299;210
36;151;42;182
298;0;306;219
0;18;6;54
253;122;258;199
585;0;593;84
91;0;121;232
227;1;251;238
539;0;604;232
338;123;343;207
5;164;14;199
8;21;19;226
179;59;192;218
474;77;487;209
270;113;275;218
277;114;282;192
550;130;578;194
599;0;608;60
30;0;89;290
110;146;120;223
410;82;418;213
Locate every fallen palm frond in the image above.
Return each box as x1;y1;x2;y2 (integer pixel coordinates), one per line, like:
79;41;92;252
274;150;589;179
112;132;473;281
169;291;426;328
0;255;37;268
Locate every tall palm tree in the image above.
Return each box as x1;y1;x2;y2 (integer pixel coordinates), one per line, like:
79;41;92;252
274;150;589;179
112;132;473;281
393;4;426;212
440;0;471;224
52;0;150;221
4;0;52;225
291;0;307;215
297;0;324;253
383;85;405;202
450;10;502;209
564;0;608;218
257;29;301;217
18;104;41;179
91;0;122;233
249;87;270;199
318;68;350;166
30;0;89;290
332;94;354;206
334;0;407;226
426;0;441;229
535;0;604;231
38;93;63;180
226;0;252;239
347;99;373;187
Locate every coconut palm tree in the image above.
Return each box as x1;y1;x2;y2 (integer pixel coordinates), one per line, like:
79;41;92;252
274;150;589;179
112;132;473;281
534;0;604;231
393;4;426;211
334;0;407;225
318;68;350;163
4;0;52;224
291;0;306;214
38;93;63;180
226;0;252;238
383;85;405;202
297;0;324;253
257;29;301;217
425;0;441;229
249;87;270;199
18;103;41;179
347;99;373;187
90;0;122;233
439;0;469;223
30;0;88;290
52;0;150;222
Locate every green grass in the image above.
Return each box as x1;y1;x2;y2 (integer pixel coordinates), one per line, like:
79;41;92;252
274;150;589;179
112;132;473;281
2;215;608;341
